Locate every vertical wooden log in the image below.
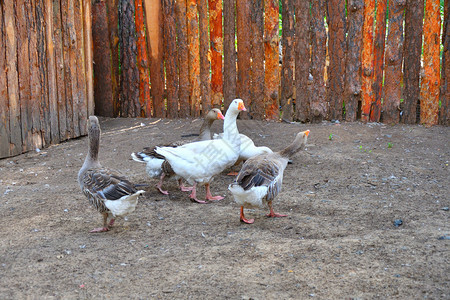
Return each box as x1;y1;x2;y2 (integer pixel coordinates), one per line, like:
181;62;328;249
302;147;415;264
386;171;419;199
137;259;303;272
4;0;22;155
343;0;364;121
370;0;387;122
0;2;10;157
310;0;327;122
294;0;310;122
223;0;236;111
175;0;190;117
119;0;140;117
419;0;441;126
106;0;120;116
92;1;114;117
83;0;95;118
361;0;375;122
440;0;449;125
135;0;151;117
163;0;179;118
327;0;346;121
264;0;280;120
74;0;87;134
187;0;201;116
250;0;265;119
280;0;295;122
403;0;424;124
54;0;68;141
144;0;165;117
382;0;405;124
16;0;32;151
209;0;223;108
198;0;212;115
236;0;251;118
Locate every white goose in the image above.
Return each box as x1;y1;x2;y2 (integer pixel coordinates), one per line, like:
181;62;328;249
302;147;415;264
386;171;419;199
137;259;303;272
78;116;145;233
228;130;310;224
155;99;246;203
131;108;225;194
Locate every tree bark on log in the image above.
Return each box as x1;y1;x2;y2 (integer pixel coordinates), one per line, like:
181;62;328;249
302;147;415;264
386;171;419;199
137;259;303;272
382;0;405;124
250;0;265;120
419;0;441;126
440;0;449;125
0;2;10;157
175;0;190;117
187;0;201;116
280;0;295;122
106;0;120;116
294;0;311;122
360;0;375;122
223;0;236;111
209;0;223;108
402;0;424;124
198;0;212;115
83;0;95;119
236;0;251;119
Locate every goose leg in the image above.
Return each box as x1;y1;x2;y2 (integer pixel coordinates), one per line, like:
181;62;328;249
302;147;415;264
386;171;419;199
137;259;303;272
90;212;110;233
156;173;169;195
189;183;208;204
205;183;224;201
266;201;287;218
240;206;254;224
178;179;194;192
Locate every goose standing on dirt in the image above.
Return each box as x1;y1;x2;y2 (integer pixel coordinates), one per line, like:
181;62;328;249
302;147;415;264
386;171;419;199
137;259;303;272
78;116;145;233
229;130;310;224
131;108;225;194
155;99;246;203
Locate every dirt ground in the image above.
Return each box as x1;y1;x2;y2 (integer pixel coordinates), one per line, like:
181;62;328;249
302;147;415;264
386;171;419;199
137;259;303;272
0;117;448;299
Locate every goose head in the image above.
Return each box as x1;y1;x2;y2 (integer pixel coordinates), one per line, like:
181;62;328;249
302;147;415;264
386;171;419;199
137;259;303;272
206;108;225;121
228;99;247;115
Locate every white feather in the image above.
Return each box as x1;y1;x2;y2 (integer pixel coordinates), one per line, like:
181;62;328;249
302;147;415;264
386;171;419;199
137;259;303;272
228;184;268;208
104;190;145;217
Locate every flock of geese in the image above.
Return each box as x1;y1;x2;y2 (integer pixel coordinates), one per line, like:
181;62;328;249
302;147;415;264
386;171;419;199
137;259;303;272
78;99;310;232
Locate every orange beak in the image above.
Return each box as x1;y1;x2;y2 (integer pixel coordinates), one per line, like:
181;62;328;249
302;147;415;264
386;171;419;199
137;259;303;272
217;111;225;120
304;130;310;137
237;102;247;111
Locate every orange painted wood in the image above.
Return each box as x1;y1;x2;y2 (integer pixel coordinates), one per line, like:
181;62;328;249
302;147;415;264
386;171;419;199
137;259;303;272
0;2;10;158
135;0;151;117
440;0;449;125
403;0;424;124
83;0;95;119
250;0;265;119
187;0;201;116
144;0;165;117
106;0;120;116
223;0;236;111
344;0;364;122
209;0;223;108
236;0;251;119
163;0;179;118
264;0;280;120
175;0;190;117
382;0;405;124
294;0;310;122
198;0;212;115
360;0;375;122
4;0;22;155
280;0;295;122
419;0;441;126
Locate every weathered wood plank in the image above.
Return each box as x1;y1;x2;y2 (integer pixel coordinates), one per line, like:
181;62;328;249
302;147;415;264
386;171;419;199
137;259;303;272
83;0;94;118
440;0;449;125
163;0;179;118
209;0;223;108
402;0;424;124
236;0;251;118
0;2;10;158
382;0;405;124
310;0;327;122
280;0;295;122
92;1;114;117
144;0;165;117
187;0;200;116
250;0;265;119
360;0;375;122
344;0;364;122
106;0;120;116
198;0;212;115
4;0;22;155
294;0;310;122
175;0;190;117
223;0;236;111
135;0;151;117
74;0;87;134
419;0;441;126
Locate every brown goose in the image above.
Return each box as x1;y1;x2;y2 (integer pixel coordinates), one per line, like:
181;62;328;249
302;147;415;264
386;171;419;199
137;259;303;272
131;108;224;195
78;116;145;233
228;130;310;224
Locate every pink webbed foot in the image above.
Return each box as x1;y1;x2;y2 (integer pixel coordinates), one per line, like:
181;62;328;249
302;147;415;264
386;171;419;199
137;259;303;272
240;207;254;224
189;184;208;204
205;183;224;201
90;227;109;233
156;184;169;195
266;212;288;218
178;179;194;192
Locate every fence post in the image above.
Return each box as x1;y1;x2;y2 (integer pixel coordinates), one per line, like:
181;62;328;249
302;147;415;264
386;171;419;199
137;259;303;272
223;0;236;111
0;2;11;157
106;0;120;117
250;0;265;119
280;0;295;122
209;0;223;109
441;0;449;125
176;0;190;118
198;0;212;115
361;0;375;122
187;0;201;116
236;0;251;118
